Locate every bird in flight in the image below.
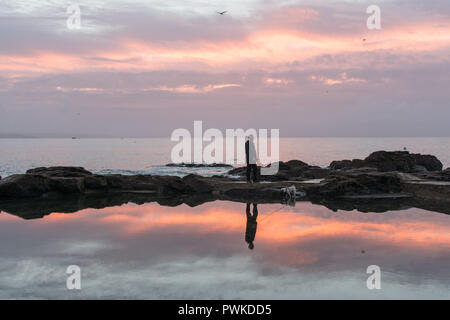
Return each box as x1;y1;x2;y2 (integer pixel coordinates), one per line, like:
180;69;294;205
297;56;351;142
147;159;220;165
217;11;227;15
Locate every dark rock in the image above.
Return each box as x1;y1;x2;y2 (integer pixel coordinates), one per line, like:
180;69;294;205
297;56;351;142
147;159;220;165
126;175;158;191
284;160;309;168
413;165;428;173
329;151;443;173
0;173;87;198
151;176;185;192
84;175;108;190
223;187;284;201
0;174;55;198
365;151;442;172
26;166;93;177
227;166;247;176
50;177;85;194
309;172;403;198
182;174;214;193
413;168;450;181
105;174;163;192
330;159;364;170
228;160;330;181
104;174;134;190
403;181;450;202
301;167;331;179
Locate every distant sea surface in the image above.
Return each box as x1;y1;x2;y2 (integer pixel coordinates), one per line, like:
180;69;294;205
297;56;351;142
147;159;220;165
1;137;450;177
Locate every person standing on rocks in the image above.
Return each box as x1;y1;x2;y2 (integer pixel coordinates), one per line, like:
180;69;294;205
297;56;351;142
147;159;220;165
245;203;258;250
245;135;258;183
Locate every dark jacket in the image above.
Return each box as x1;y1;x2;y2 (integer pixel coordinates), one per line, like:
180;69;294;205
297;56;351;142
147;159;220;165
245;140;257;165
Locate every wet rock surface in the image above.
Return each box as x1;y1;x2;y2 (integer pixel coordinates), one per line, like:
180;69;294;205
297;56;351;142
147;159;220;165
329;151;443;173
412;168;450;181
307;171;403;199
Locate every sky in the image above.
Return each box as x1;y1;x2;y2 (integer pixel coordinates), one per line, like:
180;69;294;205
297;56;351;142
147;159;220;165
0;0;449;137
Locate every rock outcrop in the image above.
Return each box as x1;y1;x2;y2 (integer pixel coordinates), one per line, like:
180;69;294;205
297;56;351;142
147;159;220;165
181;174;215;193
329;151;443;173
0;166;409;200
0;167;220;199
0;173;86;198
2;161;450;219
0;150;448;211
307;171;403;199
228;160;330;181
26;166;93;177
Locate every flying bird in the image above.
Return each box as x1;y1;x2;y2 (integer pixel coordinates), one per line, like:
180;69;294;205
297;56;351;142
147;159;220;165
217;11;227;15
362;38;367;42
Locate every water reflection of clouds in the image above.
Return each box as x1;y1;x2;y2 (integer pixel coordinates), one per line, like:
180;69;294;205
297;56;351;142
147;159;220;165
0;255;449;299
0;201;449;299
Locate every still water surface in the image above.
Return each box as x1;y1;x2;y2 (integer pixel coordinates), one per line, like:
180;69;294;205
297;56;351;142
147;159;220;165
0;200;449;299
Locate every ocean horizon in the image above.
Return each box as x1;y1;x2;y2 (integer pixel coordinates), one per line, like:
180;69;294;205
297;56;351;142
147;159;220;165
1;137;450;178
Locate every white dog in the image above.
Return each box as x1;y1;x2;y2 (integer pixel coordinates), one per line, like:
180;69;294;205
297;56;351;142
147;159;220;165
281;185;296;200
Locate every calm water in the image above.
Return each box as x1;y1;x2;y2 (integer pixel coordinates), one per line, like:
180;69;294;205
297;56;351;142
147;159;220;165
0;201;449;299
1;137;450;177
1;137;450;299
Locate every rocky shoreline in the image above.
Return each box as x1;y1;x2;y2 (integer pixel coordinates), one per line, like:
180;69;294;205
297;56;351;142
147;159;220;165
1;150;450;219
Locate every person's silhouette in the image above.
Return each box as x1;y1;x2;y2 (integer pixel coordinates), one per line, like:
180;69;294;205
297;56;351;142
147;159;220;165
245;136;258;183
245;203;258;250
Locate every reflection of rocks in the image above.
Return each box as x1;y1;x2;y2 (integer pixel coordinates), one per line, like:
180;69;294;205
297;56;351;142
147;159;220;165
329;151;443;173
0;193;216;220
312;197;414;213
311;197;450;216
2;189;450;220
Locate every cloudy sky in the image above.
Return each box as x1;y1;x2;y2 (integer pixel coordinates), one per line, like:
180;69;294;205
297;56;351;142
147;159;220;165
0;0;449;137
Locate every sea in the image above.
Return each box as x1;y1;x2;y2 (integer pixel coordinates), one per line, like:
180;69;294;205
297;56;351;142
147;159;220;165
1;137;450;177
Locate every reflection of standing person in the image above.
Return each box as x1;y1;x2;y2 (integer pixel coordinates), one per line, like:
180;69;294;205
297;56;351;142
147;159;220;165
245;203;258;250
245;136;258;183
